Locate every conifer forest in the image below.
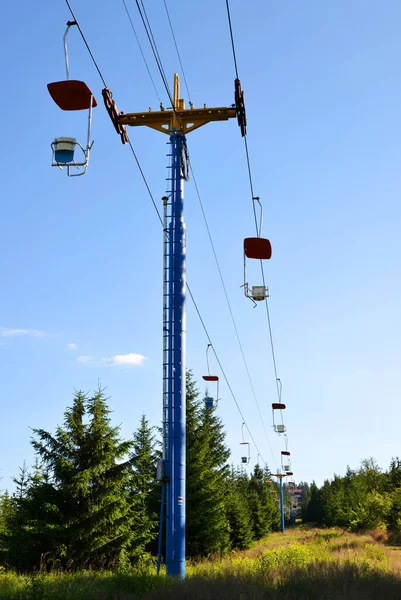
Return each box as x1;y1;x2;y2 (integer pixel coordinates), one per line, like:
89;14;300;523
0;373;280;572
1;372;401;578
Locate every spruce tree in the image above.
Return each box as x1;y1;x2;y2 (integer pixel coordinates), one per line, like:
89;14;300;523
247;465;278;539
4;463;49;571
225;467;253;549
185;371;203;557
0;491;13;565
388;458;401;491
304;481;322;523
129;415;161;555
29;387;148;568
387;487;401;531
386;459;401;531
186;372;231;557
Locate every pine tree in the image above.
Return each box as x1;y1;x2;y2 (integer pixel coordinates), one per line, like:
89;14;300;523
304;481;322;523
386;459;401;531
128;415;161;556
29;387;149;569
247;465;278;539
318;479;334;525
301;482;311;522
387;487;401;531
3;463;50;571
0;490;13;565
387;458;401;491
186;372;231;557
225;467;253;549
13;462;29;501
185;371;204;557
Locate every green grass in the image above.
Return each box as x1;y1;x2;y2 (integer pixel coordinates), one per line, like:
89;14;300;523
1;526;401;599
0;572;170;599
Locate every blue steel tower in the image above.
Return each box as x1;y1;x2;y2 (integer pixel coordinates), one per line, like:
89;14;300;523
271;473;289;533
120;75;236;577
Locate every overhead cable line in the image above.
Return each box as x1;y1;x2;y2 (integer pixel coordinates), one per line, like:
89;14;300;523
135;0;174;107
162;0;192;103
244;139;261;239
134;0;186;132
140;0;273;466
64;0;162;225
65;0;107;88
159;7;269;445
260;254;281;397
225;0;290;463
62;0;268;468
225;0;283;405
190;167;277;467
225;0;239;79
186;284;266;465
127;139;163;226
121;0;162;103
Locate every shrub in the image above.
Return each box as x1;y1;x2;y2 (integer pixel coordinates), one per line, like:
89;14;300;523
259;543;313;571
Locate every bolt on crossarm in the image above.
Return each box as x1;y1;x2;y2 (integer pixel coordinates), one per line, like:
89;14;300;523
119;75;236;578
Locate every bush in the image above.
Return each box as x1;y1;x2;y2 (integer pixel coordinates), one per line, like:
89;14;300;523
259;543;313;571
349;492;391;531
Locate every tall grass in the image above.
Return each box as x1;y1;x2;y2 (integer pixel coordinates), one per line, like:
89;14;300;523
0;572;170;599
145;563;401;600
1;526;400;599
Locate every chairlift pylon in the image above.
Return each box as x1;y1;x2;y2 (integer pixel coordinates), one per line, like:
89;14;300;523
202;344;219;409
243;198;272;306
47;21;97;176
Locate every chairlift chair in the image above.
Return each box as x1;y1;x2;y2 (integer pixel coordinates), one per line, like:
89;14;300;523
204;396;214;409
240;443;250;464
272;402;286;434
47;21;97;176
240;422;251;464
243;237;272;306
281;450;291;473
202;344;220;409
242;197;272;306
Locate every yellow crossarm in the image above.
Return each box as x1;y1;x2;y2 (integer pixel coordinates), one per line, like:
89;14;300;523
118;74;237;135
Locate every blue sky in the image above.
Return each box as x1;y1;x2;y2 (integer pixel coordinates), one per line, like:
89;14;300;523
1;0;401;491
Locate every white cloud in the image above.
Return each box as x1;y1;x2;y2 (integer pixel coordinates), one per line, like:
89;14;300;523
0;327;47;338
77;353;146;367
67;343;78;350
77;355;93;363
111;353;146;366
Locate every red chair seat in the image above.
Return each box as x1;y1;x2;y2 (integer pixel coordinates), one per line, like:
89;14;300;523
48;80;97;111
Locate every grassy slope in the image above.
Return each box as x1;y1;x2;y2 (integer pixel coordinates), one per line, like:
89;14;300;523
1;526;401;599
